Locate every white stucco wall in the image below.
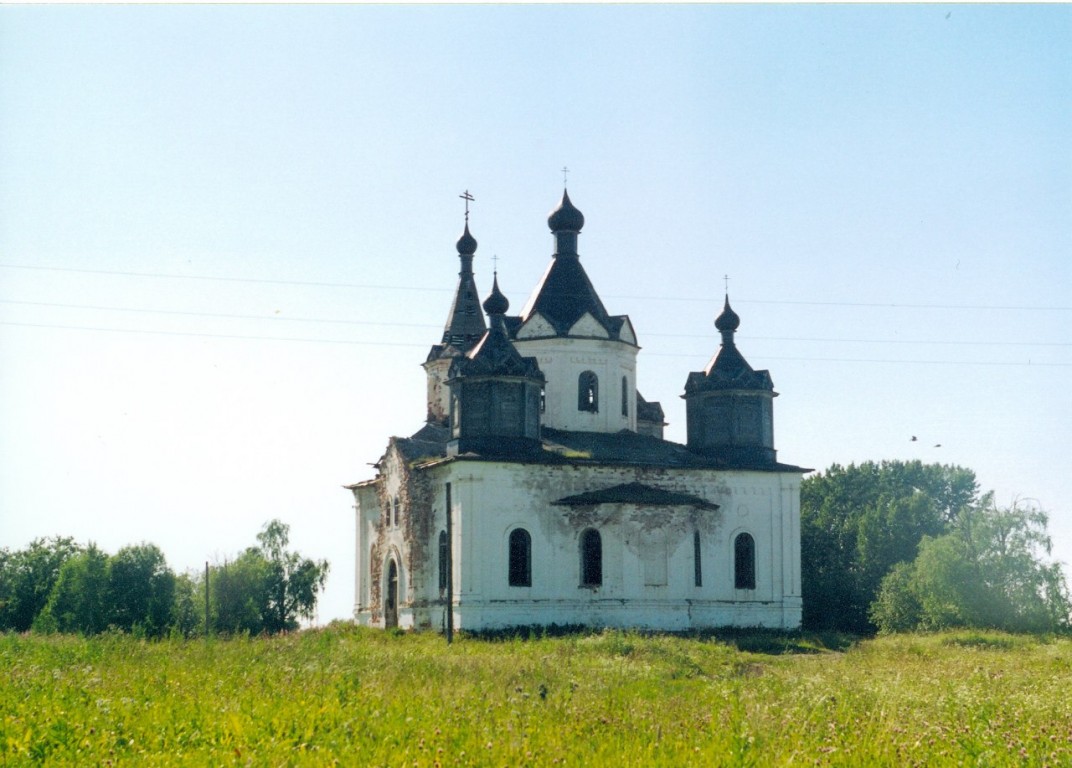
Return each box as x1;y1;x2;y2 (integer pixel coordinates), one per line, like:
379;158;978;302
355;456;803;631
512;329;638;434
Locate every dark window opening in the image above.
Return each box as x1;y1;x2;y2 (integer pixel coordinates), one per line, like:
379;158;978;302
621;376;629;417
438;530;448;591
734;533;756;590
694;530;703;587
540;387;546;413
508;528;532;587
580;528;602;586
578;371;599;412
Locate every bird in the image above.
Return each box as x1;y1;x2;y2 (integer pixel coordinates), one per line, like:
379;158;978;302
910;436;918;442
934;444;942;448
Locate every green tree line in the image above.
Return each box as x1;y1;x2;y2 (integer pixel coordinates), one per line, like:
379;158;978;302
0;519;328;637
802;460;1071;634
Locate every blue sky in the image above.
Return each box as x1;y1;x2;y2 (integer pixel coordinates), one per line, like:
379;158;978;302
1;5;1069;623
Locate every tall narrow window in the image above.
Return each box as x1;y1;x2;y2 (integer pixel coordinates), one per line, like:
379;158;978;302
580;528;602;587
578;371;599;412
621;376;629;417
438;530;448;591
694;530;703;587
540;387;546;413
508;529;532;587
734;533;756;590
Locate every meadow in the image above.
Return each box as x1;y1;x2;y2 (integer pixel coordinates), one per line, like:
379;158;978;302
2;625;1071;766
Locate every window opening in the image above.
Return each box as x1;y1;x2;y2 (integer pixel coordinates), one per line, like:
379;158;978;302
438;530;448;591
508;529;532;587
580;528;602;587
621;376;629;417
694;530;703;587
734;533;756;590
578;371;599;412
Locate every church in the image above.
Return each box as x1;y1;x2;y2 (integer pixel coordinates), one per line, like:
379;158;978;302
346;189;808;632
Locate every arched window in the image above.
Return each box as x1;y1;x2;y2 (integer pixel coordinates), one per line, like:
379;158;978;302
621;376;629;417
694;530;703;587
438;530;448;591
578;371;599;412
734;533;756;590
580;528;602;587
508;528;532;587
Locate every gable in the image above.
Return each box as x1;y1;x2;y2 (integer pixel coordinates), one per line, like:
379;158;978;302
618;317;637;345
516;312;557;339
568;312;610;339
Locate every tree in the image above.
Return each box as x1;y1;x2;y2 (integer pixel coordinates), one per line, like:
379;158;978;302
34;544;111;634
212;548;270;635
0;537;83;632
107;543;176;637
871;497;1071;633
801;461;979;632
256;519;330;633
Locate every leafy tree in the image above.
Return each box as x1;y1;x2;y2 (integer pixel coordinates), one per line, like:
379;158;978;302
801;460;979;632
0;536;83;631
170;571;204;638
212;548;270;635
107;543;176;637
256;519;330;633
34;544;111;634
871;497;1071;633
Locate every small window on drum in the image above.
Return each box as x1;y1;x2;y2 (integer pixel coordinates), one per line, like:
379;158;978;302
578;371;598;412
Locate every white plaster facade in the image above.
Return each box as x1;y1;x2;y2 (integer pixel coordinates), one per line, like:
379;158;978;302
353;457;802;631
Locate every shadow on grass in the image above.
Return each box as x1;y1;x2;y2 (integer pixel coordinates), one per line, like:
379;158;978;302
462;624;860;655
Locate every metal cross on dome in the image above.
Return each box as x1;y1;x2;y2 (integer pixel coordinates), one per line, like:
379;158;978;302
562;166;570;186
724;274;730;293
459;189;474;223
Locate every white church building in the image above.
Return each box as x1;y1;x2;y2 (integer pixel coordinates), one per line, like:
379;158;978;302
347;190;808;632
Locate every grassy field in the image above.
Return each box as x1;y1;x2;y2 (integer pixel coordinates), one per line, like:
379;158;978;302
2;625;1071;766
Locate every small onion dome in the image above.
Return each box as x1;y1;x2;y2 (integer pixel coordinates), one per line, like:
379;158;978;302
715;295;741;332
547;189;585;232
483;274;510;316
456;222;477;255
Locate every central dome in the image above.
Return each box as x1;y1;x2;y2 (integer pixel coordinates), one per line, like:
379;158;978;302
547;189;585;233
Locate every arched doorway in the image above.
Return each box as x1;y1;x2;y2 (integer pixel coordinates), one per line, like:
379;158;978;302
384;559;399;628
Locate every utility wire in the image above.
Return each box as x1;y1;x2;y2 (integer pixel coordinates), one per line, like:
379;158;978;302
2;320;1068;367
2;263;1069;312
1;299;1068;348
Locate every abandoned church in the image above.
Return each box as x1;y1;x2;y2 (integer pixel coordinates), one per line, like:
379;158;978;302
346;189;808;631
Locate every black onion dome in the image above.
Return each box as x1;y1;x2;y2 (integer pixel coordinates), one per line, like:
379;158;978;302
715;295;741;332
547;189;585;232
483;274;510;316
456;223;477;255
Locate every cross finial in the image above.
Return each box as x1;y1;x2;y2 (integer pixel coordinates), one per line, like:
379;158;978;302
561;166;570;186
459;189;475;223
723;274;730;293
492;253;499;274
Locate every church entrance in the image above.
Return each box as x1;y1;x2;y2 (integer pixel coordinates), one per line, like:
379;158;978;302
384;559;399;628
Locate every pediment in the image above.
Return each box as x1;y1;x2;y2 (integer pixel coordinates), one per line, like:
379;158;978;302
618;317;637;345
568;312;610;339
516;312;557;339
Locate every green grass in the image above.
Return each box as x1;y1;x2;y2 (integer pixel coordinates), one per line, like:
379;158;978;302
2;625;1070;765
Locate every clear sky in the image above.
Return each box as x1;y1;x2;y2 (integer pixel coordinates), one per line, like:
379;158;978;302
1;5;1069;624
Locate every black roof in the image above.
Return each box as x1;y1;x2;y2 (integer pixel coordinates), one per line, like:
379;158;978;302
553;481;719;509
378;423;808;474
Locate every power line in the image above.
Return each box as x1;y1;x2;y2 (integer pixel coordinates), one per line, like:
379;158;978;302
2;320;1068;367
2;262;1069;312
2;298;1068;349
